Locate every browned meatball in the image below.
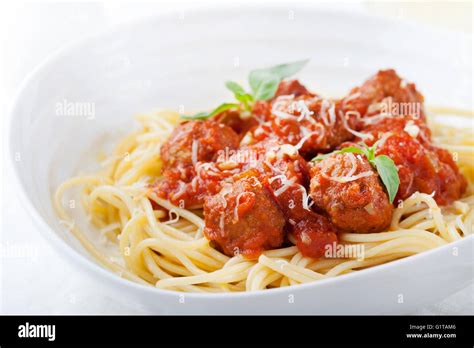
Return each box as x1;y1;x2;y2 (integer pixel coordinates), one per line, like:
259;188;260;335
274;79;314;98
211;110;258;140
203;169;286;258
155;120;240;209
160;120;239;172
359;126;467;206
249;96;359;158
342;69;425;120
310;150;393;233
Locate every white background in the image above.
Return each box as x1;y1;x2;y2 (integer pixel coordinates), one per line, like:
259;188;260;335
0;0;472;314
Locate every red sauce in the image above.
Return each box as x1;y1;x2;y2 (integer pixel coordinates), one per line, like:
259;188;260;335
155;72;466;259
360;118;466;205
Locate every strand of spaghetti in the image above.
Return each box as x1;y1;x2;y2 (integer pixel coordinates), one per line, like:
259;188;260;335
136;131;171;143
194;227;203;239
89;186;136;214
181;249;225;271
258;255;325;283
149;193;205;229
126;214;160;282
325;253;413;277
447;221;462;241
118;213;147;276
143;224;209;250
134;238;207;276
290;252;304;265
339;229;447;245
307;258;347;272
142;249;171;279
296;256;312;269
98;222;122;243
106;132;140;178
117;145;162;185
113;147;147;180
280;277;290;287
156;223;201;242
223;255;246;269
155;262;254;288
398;209;433;228
457;209;473;236
427;106;474;117
360;237;441;259
399;202;429;216
140;198;208;249
407;220;436;231
202;246;230;264
146;237;223;273
250;267;274;291
391;192;450;240
437;144;474;153
54;177;149;285
259;270;283;290
377;245;435;255
150;252;194;276
246;263;265;291
263;246;299;258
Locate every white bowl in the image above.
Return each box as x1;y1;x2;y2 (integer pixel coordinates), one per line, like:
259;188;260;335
8;4;473;314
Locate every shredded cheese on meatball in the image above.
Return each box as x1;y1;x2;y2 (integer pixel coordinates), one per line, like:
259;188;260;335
340;110;374;140
191;140;199;165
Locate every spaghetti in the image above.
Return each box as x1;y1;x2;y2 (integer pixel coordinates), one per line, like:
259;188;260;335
54;108;474;293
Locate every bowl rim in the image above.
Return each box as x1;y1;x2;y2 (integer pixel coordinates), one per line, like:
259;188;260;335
7;3;473;300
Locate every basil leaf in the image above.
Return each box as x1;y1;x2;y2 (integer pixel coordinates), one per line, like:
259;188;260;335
181;103;240;120
180;111;209;120
371;155;400;203
312;153;331;161
249;59;309;93
249;59;309;100
253;75;281;101
225;81;247;96
237;93;254;105
311;146;365;162
225;81;254;109
339;146;366;156
365;143;378;161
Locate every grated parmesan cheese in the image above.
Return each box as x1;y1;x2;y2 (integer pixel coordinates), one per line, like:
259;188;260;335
191;140;199;165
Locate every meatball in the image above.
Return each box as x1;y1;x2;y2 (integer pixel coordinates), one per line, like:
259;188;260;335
211;80;312;141
343;69;425;120
249;95;359;158
310;150;393;233
160;120;239;172
154;161;233;209
211;110;258;140
365;131;466;205
359;115;431;146
355;116;466;205
155;120;240;208
260;143;311;220
213;138;313;222
274;79;313;98
203;169;286;258
291;212;338;259
429;146;467;205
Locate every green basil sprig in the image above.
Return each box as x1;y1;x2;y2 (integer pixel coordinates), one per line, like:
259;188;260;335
249;59;309;100
181;60;309;120
312;142;400;203
180;103;240;120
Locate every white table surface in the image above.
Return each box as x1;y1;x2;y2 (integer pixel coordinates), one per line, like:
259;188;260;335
0;0;472;314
